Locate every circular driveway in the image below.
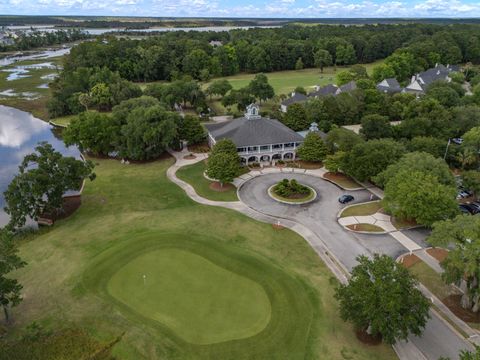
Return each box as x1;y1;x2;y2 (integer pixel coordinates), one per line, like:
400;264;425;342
238;173;408;270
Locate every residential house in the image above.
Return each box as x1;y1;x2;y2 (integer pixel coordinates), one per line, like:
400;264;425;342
337;80;357;94
403;63;459;96
280;92;308;113
376;78;402;94
308;84;339;99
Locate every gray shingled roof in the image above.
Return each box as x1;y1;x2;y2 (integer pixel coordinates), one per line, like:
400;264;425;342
376;78;401;93
281;92;308;106
339;80;357;93
308;84;339;98
205;117;304;147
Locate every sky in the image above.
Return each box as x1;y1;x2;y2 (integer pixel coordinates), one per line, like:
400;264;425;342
1;0;480;19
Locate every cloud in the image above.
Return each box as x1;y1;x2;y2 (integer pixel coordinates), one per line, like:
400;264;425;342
1;0;480;17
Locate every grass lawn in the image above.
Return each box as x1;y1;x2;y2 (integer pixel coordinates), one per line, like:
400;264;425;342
49;115;77;127
323;172;361;190
346;223;384;232
10;157;396;360
205;61;383;96
176;160;239;201
340;201;382;218
408;261;457;301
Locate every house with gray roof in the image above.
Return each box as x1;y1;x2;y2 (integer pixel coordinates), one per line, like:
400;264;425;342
337;80;357;94
376;78;402;94
308;84;339;99
403;63;459;96
205;104;304;164
280;92;308;112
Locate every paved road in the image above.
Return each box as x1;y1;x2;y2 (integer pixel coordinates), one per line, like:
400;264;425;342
238;173;473;360
239;173;406;270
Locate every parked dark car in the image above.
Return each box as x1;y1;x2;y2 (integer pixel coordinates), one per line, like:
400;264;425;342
339;194;354;204
459;204;479;215
468;202;480;212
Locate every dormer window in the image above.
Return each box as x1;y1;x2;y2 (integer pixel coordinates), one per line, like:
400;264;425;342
245;103;261;120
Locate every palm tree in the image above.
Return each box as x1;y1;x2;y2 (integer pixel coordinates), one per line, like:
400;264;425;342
456;147;477;169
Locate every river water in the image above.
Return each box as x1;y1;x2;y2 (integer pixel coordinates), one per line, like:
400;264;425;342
0;105;81;227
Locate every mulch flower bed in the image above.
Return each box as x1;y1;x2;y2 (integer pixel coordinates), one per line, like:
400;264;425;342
442;295;480;323
426;248;449;263
287;160;323;169
209;182;235;192
355;328;382;345
188;143;210;153
399;254;421;268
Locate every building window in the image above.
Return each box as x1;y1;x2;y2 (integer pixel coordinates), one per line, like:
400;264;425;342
295;142;302;147
272;144;282;150
260;145;270;151
248;146;258;152
237;147;246;153
284;143;294;148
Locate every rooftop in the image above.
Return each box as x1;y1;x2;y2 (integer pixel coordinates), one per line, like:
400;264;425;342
205;105;304;147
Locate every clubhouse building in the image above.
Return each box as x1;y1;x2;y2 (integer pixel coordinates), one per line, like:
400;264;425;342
205;104;305;165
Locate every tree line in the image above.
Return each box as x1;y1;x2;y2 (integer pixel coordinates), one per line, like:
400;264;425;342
0;29;90;52
60;23;480;83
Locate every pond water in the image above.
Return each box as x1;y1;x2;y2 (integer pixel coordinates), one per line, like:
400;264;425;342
0;105;81;227
2;62;57;81
5;25;279;36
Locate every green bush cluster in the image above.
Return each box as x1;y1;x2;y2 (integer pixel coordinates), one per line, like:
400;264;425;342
274;179;311;198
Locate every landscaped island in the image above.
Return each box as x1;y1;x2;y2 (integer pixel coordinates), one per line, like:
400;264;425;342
269;179;316;204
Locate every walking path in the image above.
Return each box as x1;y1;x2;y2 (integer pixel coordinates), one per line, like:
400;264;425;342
167;148;473;359
338;211;397;232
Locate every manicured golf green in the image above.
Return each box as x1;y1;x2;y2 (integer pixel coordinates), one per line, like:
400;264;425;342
106;248;271;344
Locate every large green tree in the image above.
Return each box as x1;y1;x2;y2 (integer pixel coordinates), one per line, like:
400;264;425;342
63;111;117;156
4;142;96;229
428;216;480;312
118;105;179;160
360;114;393;140
282;103;309;131
335;254;430;345
206;152;241;186
0;230;26;323
462;170;480;198
314;49;332;72
206;79;232;99
374;152;456;188
341;139;405;182
296;132;328;162
210;139;238;157
325;127;364;153
178;115;206;145
248;74;274;102
383;170;458;226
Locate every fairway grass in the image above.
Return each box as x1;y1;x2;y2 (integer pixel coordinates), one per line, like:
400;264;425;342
13;157;396;360
205;61;383;96
105;247;271;344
